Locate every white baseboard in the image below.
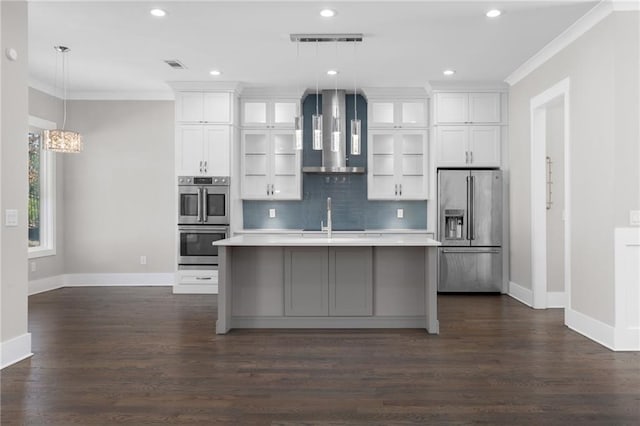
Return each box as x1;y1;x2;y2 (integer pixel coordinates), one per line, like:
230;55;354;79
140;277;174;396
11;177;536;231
1;333;33;370
508;281;533;307
173;283;219;294
566;308;615;350
29;275;65;295
29;273;175;295
547;291;565;308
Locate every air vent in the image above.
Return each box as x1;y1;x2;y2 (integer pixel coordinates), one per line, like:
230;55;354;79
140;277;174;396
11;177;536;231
164;59;186;69
290;33;363;43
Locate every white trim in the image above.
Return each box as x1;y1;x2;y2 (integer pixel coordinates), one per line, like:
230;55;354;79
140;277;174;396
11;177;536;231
230;316;426;329
28;116;56;130
64;273;174;286
612;0;640;11
505;1;614;86
566;308;615;351
508;281;533;307
168;81;243;94
29;274;65;295
68;90;175;101
29;79;60;99
1;333;33;370
172;283;219;294
529;78;571;312
614;228;640;351
547;292;566;308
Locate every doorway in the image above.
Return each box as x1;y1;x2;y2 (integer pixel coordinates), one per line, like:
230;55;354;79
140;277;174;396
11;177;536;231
530;78;571;317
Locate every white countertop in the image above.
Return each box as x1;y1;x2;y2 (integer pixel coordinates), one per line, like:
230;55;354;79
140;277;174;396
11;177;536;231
214;234;441;247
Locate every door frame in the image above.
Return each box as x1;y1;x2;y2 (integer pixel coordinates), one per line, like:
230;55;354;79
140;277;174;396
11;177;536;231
529;78;571;314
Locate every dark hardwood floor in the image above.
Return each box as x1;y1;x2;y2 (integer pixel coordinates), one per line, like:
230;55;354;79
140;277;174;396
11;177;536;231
1;287;638;425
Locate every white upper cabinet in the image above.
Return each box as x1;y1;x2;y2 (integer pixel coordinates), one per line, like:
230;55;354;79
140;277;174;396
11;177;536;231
176;124;231;176
176;92;231;123
241;99;299;128
436;125;500;168
241;129;301;200
368;99;428;129
368;129;429;200
435;92;500;124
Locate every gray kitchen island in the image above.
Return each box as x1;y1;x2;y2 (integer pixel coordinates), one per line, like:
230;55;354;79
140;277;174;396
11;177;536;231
213;234;441;334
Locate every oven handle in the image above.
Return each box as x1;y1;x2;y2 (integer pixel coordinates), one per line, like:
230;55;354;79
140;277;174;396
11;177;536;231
202;187;208;223
197;188;203;222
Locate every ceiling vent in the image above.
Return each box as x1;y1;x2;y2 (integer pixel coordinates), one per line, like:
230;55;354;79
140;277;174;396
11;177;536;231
164;59;186;69
290;33;363;43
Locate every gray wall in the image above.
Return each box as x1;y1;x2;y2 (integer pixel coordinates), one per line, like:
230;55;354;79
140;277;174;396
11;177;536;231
545;102;564;293
64;100;175;274
28;88;65;280
509;12;639;325
1;1;29;345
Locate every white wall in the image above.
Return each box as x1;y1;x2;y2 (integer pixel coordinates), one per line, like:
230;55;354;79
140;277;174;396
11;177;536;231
63;100;175;274
509;12;639;326
28;88;65;281
1;0;31;367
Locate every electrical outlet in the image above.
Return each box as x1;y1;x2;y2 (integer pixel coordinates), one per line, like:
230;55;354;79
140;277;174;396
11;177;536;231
30;261;36;272
631;210;640;226
269;208;276;218
5;209;18;227
140;255;147;265
397;208;404;219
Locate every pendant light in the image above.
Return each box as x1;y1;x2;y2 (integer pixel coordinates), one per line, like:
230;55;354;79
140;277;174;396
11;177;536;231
294;41;303;150
350;41;361;156
312;41;323;150
43;46;83;153
330;40;341;153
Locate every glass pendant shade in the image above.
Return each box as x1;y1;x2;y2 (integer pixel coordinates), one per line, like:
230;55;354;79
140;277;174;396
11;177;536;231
294;115;303;150
331;116;341;152
350;118;361;155
312;114;323;150
43;129;83;153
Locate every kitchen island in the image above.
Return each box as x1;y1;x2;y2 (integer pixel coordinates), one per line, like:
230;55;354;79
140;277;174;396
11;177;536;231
213;233;441;334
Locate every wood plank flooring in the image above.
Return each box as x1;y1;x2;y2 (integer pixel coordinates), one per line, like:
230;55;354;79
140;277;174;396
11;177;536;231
1;287;639;425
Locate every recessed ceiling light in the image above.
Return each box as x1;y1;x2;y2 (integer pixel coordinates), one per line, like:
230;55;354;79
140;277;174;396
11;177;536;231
320;9;336;18
486;9;502;18
150;8;167;17
443;69;456;76
210;70;222;76
327;70;338;76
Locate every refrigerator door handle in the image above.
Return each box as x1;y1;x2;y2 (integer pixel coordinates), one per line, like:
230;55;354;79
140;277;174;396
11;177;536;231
470;175;475;240
466;176;471;240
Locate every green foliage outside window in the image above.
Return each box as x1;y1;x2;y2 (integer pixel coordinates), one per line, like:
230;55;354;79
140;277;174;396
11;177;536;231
28;132;41;248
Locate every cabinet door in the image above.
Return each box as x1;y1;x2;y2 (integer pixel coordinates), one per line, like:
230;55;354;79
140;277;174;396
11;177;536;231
176;125;204;175
203;93;231;123
241;130;271;199
398;101;427;128
329;247;373;316
242;100;268;127
398;131;428;199
272;100;297;128
203;126;230;176
468;126;500;167
436;93;468;123
176;92;204;122
284;247;329;316
436;126;468;167
368;131;397;199
468;93;500;123
271;131;301;199
368;101;395;128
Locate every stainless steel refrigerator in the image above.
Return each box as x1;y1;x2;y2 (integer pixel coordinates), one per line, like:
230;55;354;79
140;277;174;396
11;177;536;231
437;169;503;292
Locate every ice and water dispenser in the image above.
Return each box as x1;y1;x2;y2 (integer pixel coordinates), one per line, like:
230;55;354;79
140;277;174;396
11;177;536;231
444;209;464;240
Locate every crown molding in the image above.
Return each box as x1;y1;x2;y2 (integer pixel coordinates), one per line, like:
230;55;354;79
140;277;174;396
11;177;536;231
67;91;175;100
240;86;305;98
429;80;508;92
505;0;616;86
360;87;428;100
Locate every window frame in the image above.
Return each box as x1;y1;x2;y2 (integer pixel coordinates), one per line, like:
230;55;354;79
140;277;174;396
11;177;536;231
28;116;57;259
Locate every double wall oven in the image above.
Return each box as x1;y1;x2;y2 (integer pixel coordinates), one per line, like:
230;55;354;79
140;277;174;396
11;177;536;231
177;176;229;270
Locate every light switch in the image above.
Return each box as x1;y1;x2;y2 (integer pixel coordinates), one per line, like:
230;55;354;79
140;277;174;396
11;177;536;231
397;208;404;219
269;208;276;218
5;209;18;227
630;210;640;226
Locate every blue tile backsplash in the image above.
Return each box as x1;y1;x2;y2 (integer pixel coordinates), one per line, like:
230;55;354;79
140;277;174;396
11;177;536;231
243;94;428;230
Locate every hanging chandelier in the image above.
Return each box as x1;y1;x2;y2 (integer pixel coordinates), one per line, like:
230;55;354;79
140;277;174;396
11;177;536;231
43;45;83;153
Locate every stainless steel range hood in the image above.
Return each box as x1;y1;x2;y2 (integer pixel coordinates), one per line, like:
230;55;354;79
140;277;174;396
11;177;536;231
302;90;365;174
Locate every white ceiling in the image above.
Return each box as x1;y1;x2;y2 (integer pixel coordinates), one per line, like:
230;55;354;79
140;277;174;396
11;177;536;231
28;1;599;99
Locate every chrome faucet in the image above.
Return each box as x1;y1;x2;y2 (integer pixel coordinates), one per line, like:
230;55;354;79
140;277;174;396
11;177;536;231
321;197;332;238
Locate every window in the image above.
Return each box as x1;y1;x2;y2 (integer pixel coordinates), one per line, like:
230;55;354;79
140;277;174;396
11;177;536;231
28;117;56;258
